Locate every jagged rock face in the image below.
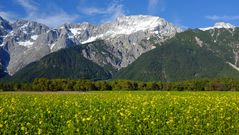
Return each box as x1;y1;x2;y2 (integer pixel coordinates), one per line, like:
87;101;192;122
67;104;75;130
0;17;12;75
1;15;239;79
0;17;12;31
0;17;12;45
1;20;50;75
69;15;181;68
0;15;181;75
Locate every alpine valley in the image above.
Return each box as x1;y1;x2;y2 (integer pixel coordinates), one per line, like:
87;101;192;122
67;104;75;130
1;15;239;82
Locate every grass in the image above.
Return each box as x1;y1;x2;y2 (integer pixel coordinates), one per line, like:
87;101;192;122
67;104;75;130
1;91;239;134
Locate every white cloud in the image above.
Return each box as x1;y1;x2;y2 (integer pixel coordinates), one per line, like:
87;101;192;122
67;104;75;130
148;0;165;14
104;2;125;22
0;11;17;22
79;1;125;23
34;11;78;28
206;15;239;21
16;0;37;12
15;0;79;28
80;7;107;15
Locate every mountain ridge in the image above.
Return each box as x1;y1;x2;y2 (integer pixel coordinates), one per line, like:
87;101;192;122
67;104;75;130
1;15;239;82
199;22;236;31
0;15;180;76
3;41;112;83
115;27;239;81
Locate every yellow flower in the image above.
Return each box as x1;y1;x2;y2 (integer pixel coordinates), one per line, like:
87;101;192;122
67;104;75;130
38;128;42;135
86;117;91;121
102;115;106;121
21;126;25;131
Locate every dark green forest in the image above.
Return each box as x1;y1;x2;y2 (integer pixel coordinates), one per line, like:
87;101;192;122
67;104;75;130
1;78;239;92
2;44;112;82
115;29;239;81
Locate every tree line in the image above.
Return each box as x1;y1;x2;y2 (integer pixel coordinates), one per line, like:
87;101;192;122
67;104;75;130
1;78;239;91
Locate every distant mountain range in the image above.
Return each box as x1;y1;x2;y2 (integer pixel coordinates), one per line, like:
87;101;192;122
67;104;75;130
1;15;239;82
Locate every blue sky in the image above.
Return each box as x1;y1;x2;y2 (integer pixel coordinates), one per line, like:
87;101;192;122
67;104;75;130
0;0;239;28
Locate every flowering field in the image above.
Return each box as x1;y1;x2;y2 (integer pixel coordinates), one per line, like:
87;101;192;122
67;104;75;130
1;91;239;134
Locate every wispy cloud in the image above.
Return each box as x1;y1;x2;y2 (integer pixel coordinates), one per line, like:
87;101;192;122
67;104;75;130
15;0;79;28
80;7;107;15
206;15;239;21
16;0;37;13
148;0;165;14
0;11;17;22
33;11;78;28
79;0;125;23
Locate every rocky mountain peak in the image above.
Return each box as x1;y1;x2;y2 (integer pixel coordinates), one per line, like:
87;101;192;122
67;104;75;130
0;16;3;21
0;16;12;31
214;22;235;29
0;16;7;24
12;20;49;33
199;22;236;31
0;15;181;75
110;15;182;35
0;16;12;46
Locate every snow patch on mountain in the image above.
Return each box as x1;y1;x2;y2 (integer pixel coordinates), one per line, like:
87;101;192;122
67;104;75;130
17;40;34;47
151;46;156;49
20;23;29;29
50;43;56;50
79;15;181;44
195;37;203;47
81;34;104;44
233;49;239;66
0;15;181;75
31;35;38;40
70;28;81;36
20;23;30;34
199;22;236;31
111;15;165;35
227;62;239;72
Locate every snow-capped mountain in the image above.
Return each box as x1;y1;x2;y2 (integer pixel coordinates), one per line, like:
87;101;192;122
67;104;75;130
199;22;236;31
78;15;181;44
0;15;181;75
73;15;181;68
0;20;49;74
196;22;239;71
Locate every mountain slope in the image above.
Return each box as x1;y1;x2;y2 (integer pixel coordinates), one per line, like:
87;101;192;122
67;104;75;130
192;28;239;66
115;29;239;81
1;20;50;75
0;15;180;76
6;43;112;82
1;16;239;82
